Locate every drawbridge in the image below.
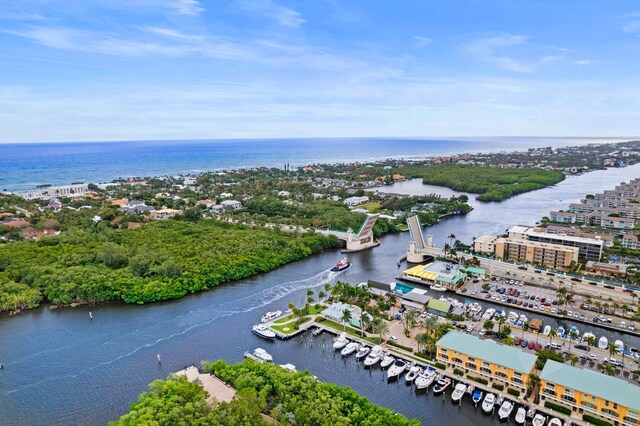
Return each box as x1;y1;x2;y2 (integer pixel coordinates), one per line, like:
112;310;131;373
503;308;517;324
406;214;435;262
317;213;380;252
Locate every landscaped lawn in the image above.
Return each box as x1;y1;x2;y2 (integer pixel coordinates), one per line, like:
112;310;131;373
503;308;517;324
272;304;325;324
318;318;381;344
354;202;382;213
271;323;299;335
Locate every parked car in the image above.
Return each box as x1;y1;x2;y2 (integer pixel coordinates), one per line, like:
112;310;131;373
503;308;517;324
514;337;522;346
520;340;528;348
527;341;535;349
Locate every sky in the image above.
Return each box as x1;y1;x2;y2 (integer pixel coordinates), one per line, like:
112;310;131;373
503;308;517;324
1;0;640;142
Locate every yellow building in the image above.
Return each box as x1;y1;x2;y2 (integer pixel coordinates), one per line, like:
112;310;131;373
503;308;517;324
540;360;640;425
494;237;579;271
436;332;537;393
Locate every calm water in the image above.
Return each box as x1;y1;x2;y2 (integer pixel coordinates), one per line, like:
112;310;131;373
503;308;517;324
0;137;624;191
1;164;640;425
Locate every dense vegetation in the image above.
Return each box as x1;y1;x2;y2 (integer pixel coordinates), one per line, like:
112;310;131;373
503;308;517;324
400;165;565;201
0;220;338;313
207;360;419;425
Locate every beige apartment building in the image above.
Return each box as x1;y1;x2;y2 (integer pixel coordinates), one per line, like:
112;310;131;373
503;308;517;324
493;237;579;270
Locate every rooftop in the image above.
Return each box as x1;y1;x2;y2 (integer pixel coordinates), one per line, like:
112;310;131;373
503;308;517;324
508;225;604;246
540;360;640;411
437;332;537;373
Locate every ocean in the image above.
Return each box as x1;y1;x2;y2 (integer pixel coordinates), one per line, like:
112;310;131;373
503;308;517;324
0;136;628;192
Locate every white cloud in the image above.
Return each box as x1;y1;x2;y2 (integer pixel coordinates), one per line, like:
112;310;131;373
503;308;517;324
173;0;205;16
234;0;305;27
413;36;433;47
574;59;594;65
466;33;562;73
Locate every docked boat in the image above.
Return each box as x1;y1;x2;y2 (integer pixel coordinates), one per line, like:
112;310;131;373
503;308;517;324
363;346;383;367
341;341;359;356
482;393;496;414
498;399;514;421
387;359;407;380
431;284;447;292
615;339;625;351
548;418;563;426
569;325;579;338
333;332;349;350
543;325;551;336
532;413;547;426
598;336;609;350
355;345;370;360
508;311;518;323
451;383;467;404
515;407;527;425
253;348;273;362
557;326;565;336
582;332;596;342
312;327;323;336
415;367;437;390
261;310;282;323
331;258;351;272
252;324;276;339
472;389;483;405
405;365;422;384
469;303;482;315
481;308;496;320
518;314;528;323
279;363;297;372
432;376;451;394
380;353;395;369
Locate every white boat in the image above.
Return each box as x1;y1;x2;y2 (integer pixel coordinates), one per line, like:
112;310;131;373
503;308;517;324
451;383;467;403
333;332;349;350
432;376;451;394
363;346;383;367
431;284;447;292
542;325;551;336
380;353;395;369
532;413;547;426
515;406;527;425
341;341;359;356
482;308;496;320
615;339;624;351
253;348;273;362
582;332;596;342
261;310;282;323
481;393;496;414
498;400;514;421
387;359;407;380
312;327;323;336
548;418;563;426
415;367;437;390
469;303;482;315
279;363;297;372
557;326;565;336
518;314;528;323
598;336;608;350
405;365;422;384
355;345;370;360
508;311;518;322
252;324;276;339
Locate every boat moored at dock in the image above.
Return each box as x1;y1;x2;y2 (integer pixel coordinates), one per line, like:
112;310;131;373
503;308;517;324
432;376;451;394
451;383;467;404
363;346;383;367
251;348;273;362
515;406;526;425
252;324;276;339
415;367;437;390
405;365;421;384
261;310;282;323
333;332;349;350
380;353;395;369
341;341;359;357
498;399;514;421
472;389;483;405
387;359;407;381
355;345;370;360
532;413;547;426
482;393;496;414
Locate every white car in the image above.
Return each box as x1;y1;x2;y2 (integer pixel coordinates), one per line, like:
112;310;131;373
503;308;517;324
389;335;398;342
586;353;598;360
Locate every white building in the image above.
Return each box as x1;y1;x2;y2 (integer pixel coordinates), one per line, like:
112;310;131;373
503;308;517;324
343;196;369;207
16;184;90;200
221;200;243;210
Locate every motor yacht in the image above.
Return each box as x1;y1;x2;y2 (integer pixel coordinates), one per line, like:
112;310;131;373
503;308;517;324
615;339;624;351
498;399;514;422
582;332;596;342
415;367;437;390
341;341;359;356
332;332;349;350
472;389;483;405
363;346;383;367
481;393;496;414
569;325;579;338
469;303;482;315
431;283;447;292
518;314;528;323
515;406;526;425
279;363;297;372
432;376;451;394
542;325;551;336
253;348;273;363
261;310;283;323
405;365;421;384
380;353;395;369
312;327;323;336
508;312;518;323
355;345;370;360
386;359;407;380
548;418;563;426
482;308;496;320
557;326;565;336
451;383;467;404
252;324;276;339
532;413;547;426
598;336;609;350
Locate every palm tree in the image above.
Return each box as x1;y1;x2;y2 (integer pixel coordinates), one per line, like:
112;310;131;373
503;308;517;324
443;243;451;259
569;354;579;366
549;327;557;346
569;330;579;352
585;335;596;352
423;316;438;336
602;363;615;376
387;293;397;315
521;321;529;338
505;336;515;346
340;309;352;331
415;332;429;353
318;291;326;302
608;342;618;359
496;316;506;336
371;317;388;342
483;320;495;333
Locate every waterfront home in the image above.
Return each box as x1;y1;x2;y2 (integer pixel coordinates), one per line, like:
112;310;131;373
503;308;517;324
436;333;537;394
539;360;640;426
117;200;155;214
343;196;369;207
221;200;243;210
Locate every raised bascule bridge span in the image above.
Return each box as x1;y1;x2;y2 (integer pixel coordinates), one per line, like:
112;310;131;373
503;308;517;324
405;214;438;263
317;213;380;252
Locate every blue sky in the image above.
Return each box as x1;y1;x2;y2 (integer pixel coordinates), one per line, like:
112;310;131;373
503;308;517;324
1;0;640;142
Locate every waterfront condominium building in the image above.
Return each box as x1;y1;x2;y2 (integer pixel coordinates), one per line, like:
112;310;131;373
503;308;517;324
491;237;579;271
540;360;640;426
436;332;537;394
507;225;604;261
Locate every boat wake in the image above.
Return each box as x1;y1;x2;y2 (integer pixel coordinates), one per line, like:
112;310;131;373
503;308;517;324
5;269;338;395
